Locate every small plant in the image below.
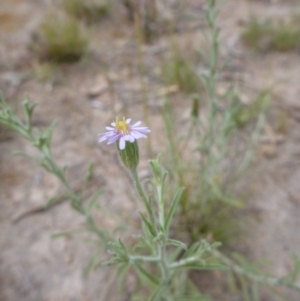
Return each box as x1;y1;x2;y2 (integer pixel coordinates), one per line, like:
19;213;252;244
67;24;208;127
272;22;300;52
232;91;271;129
1;91;300;300
241;17;274;52
162;49;200;93
62;0;111;24
242;16;300;52
131;0;168;43
2;0;300;299
33;15;89;63
160;1;272;250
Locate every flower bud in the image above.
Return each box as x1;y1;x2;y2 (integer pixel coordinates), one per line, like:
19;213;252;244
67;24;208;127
117;140;139;169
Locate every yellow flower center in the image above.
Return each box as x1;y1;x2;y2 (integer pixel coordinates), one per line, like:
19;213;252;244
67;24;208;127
115;117;129;134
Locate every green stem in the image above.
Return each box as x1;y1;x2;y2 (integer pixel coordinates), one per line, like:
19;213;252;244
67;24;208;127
163;101;183;186
157;185;164;228
129;255;160;262
135;12;153;157
169;256;198;269
199;0;220;212
157;243;172;300
130;167;172;300
130;168;155;225
213;250;300;293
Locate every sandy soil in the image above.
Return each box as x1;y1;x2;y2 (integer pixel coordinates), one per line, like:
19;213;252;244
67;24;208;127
1;0;300;300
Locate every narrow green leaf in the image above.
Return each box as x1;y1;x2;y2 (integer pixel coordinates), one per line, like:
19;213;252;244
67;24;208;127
44;196;59;208
83;250;102;276
118;237;127;252
84;163;94;182
211;242;222;249
227;269;238;293
166;239;187;250
153;232;165;243
139;211;156;237
117;263;128;277
177;263;227;271
251;282;260;301
147;285;163;301
13;150;36;161
51;228;86;239
174;295;211;301
212;185;243;207
135;263;159;285
182;242;201;259
161;170;168;198
45;121;58;147
169;246;183;262
114;238;129;261
164;187;185;233
134;235;154;253
85;188;104;215
117;264;130;292
96;258;122;267
239;275;251;301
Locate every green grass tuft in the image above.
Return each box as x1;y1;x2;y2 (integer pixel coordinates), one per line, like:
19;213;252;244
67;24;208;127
241;17;300;52
162;50;200;93
241;18;274;52
62;0;111;24
35;15;89;63
232;91;270;128
271;22;300;52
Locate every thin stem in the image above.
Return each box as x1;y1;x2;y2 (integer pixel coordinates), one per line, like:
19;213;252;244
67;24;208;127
163;101;183;186
213;250;300;293
134;12;153;157
157;185;164;228
199;0;220;212
131;166;172;300
157;243;172;300
130;168;155;226
129;255;160;263
169;256;198;269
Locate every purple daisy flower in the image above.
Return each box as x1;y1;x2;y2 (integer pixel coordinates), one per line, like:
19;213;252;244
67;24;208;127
98;117;151;150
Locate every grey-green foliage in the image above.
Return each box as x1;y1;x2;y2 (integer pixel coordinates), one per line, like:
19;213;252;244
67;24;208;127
99;155;226;300
1;92;300;300
0;92;223;300
162;0;270;245
0;92;107;241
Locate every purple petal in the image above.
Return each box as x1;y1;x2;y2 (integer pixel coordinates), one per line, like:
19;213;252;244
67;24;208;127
99;136;108;142
133;128;151;134
125;134;134;142
127;134;135;142
105;126;115;130
130;131;142;139
126;118;132;124
119;137;125;150
111;122;116;126
99;131;115;138
107;137;118;145
132;121;142;127
132;126;150;130
131;131;147;139
107;135;120;144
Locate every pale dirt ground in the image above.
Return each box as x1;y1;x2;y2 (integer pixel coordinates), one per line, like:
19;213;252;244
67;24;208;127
0;0;300;301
